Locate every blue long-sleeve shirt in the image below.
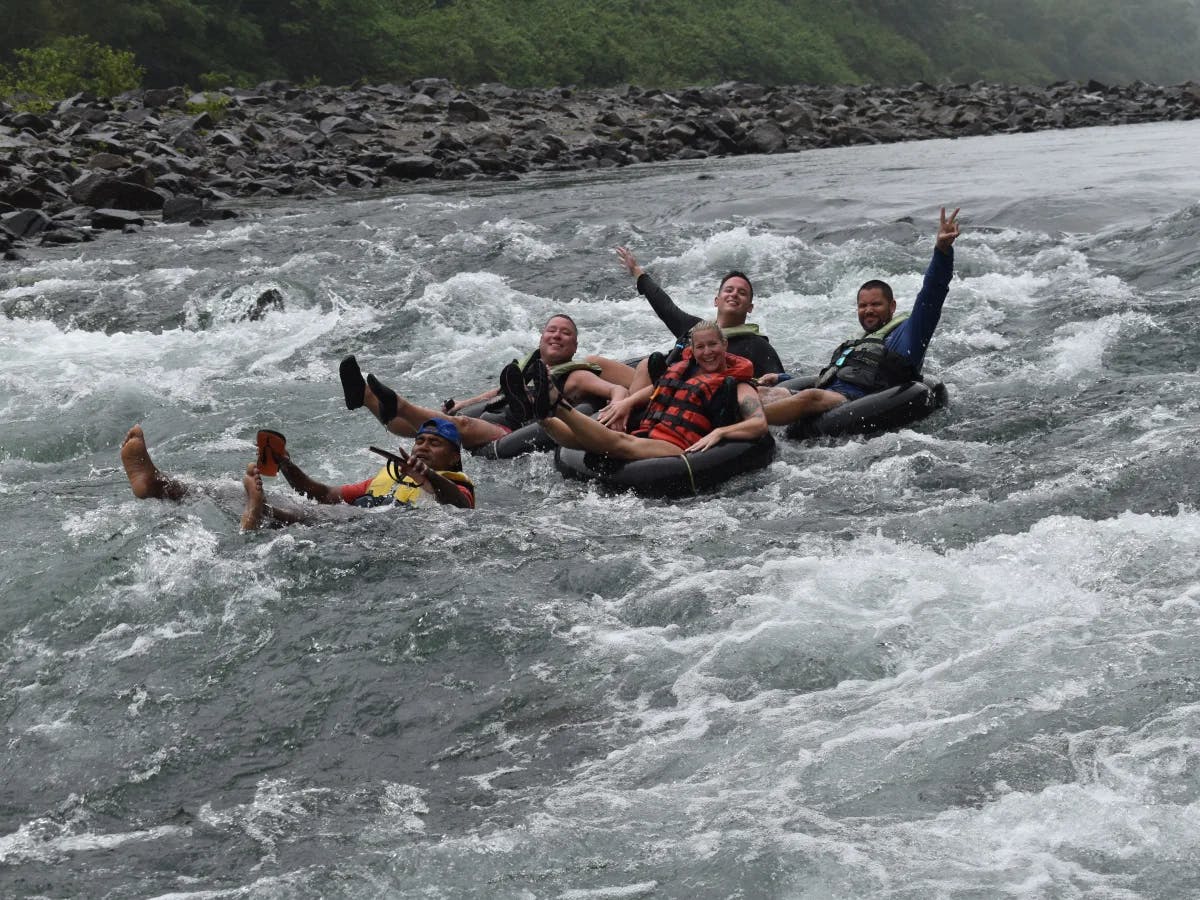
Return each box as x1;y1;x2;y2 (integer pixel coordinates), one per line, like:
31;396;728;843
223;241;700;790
826;246;954;399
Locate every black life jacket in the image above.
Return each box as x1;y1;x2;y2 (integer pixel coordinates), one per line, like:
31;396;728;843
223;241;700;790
815;314;917;393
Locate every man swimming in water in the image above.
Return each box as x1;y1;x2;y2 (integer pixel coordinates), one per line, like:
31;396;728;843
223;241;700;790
119;417;474;530
758;207;961;426
341;313;629;451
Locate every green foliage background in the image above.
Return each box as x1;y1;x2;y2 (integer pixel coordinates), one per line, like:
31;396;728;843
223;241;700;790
1;0;1198;94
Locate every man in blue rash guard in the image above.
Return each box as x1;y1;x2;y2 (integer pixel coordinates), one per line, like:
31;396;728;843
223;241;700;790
758;207;961;426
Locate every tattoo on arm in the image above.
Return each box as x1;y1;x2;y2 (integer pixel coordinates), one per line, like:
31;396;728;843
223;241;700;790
739;394;765;420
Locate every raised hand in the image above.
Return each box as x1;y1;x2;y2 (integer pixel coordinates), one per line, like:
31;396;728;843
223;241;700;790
616;246;644;278
935;207;961;253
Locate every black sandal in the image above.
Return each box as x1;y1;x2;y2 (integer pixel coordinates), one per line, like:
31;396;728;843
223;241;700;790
340;355;366;409
366;373;399;425
498;361;535;422
532;360;566;418
520;348;542;384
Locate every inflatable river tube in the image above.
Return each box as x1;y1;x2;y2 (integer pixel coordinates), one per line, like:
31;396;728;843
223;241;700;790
554;433;777;498
458;399;598;460
780;376;948;441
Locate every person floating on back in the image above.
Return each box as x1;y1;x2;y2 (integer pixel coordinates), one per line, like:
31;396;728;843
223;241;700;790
759;207;961;426
119;417;474;530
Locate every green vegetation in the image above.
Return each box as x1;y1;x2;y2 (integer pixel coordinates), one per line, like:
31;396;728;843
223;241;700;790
185;91;231;122
2;0;1198;103
0;35;143;111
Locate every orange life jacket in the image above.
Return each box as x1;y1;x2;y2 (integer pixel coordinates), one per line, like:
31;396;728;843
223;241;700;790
636;350;755;449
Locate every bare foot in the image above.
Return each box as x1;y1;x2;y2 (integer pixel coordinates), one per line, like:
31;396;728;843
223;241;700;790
120;425;187;501
240;463;266;530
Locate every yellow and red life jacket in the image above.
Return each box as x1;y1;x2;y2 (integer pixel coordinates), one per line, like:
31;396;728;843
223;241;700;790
636;350;755;449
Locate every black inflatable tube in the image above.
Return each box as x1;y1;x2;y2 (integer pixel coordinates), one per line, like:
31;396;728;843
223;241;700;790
780;376;948;441
554;433;777;498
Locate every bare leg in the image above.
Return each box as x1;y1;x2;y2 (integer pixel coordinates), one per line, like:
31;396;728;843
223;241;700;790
120;425;189;501
628;357;654;395
761;388;847;427
546;406;683;460
585;355;638;389
241;463;314;529
240;464;267;530
363;380;508;449
540;418;585;450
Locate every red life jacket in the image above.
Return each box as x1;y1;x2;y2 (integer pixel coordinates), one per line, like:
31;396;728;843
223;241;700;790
636;350;755;449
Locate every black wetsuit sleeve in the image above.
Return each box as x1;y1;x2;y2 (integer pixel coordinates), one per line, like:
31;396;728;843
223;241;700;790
729;335;786;376
637;273;700;340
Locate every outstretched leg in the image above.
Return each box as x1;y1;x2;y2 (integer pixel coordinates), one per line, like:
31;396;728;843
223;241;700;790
363;375;512;450
544;406;681;459
761;387;847;426
241;463;313;529
120;425;189;501
240;463;268;530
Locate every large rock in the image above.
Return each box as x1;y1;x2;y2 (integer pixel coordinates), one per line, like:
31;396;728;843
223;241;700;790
741;122;788;154
448;98;490;122
70;174;165;210
383;155;440;179
163;195;205;222
2;208;53;237
90;208;145;229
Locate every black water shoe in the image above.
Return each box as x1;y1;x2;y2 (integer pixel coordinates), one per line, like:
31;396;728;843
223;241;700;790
340;355;366;409
499;361;535;423
520;348;542;384
531;360;558;419
366;374;399;425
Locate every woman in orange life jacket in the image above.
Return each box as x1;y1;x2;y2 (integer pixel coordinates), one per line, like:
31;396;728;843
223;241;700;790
505;320;767;460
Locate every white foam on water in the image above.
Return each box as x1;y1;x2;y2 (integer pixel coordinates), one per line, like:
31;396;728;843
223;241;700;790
197;778;338;865
111;623;204;659
0;295;377;419
1046;311;1155;380
672;224;806;278
854;775;1200;896
435;215;558;262
144;871;316;900
378;782;429;834
558;882;659;899
482;509;1200;885
0;813;188;865
404;270;537;337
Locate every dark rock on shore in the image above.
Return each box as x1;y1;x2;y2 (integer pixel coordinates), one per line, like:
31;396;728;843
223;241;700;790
3;77;1199;251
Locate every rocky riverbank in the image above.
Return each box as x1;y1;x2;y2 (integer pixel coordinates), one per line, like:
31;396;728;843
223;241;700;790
3;77;1199;256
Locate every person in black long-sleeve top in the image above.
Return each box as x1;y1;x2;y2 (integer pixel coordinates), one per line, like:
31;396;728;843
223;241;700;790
587;247;784;431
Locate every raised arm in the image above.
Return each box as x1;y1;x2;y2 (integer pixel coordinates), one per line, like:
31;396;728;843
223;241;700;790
889;207;961;367
616;245;699;339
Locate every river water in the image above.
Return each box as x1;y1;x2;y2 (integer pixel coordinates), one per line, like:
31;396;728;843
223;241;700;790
3;120;1200;898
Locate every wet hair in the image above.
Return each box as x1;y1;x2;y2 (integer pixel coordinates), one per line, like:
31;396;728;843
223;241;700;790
689;319;727;344
719;270;754;300
857;279;894;302
544;313;578;335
